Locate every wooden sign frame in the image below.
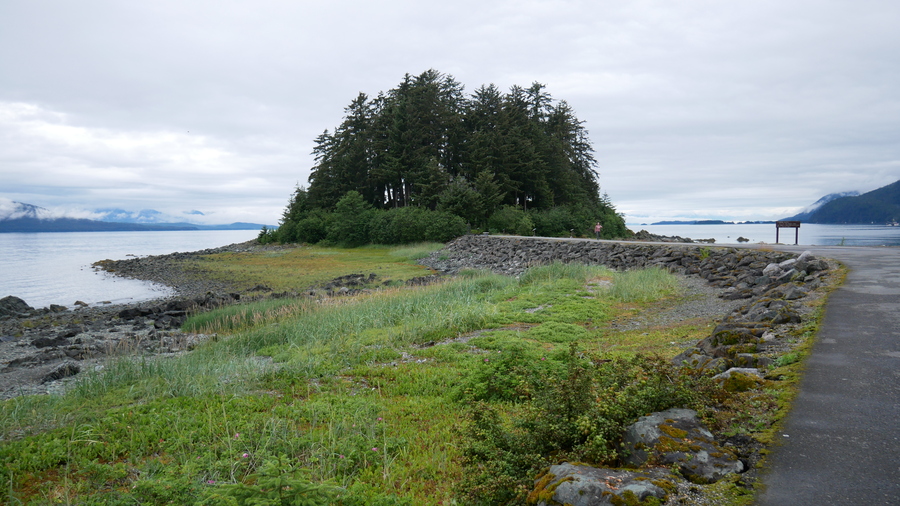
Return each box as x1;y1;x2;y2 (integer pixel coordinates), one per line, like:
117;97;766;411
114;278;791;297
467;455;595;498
775;221;801;245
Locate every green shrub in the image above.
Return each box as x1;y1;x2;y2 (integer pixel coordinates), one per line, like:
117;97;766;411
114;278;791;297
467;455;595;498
257;226;277;245
529;206;579;237
457;349;718;504
369;207;425;245
202;455;341;505
294;213;328;244
528;203;629;238
370;207;467;245
436;176;484;225
488;206;534;236
453;342;555;403
326;191;375;246
422;210;468;242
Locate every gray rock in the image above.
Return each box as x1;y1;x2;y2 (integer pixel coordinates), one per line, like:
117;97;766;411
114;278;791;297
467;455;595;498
778;258;797;269
621;408;744;484
762;263;782;277
31;335;70;348
0;295;34;319
531;463;673;506
713;367;762;383
775;268;800;283
805;258;829;273
41;361;81;383
782;284;809;300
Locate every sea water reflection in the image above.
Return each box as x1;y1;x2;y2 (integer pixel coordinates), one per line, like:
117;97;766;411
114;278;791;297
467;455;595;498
0;230;258;309
629;223;900;247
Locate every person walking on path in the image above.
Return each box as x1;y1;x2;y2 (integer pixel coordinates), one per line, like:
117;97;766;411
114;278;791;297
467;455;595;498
594;222;603;239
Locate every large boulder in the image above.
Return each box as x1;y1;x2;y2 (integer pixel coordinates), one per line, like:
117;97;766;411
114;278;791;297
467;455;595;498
529;463;674;506
621;408;744;484
712;367;765;392
0;295;34;319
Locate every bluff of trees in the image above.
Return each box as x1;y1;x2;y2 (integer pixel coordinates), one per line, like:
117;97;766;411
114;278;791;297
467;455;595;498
268;69;629;246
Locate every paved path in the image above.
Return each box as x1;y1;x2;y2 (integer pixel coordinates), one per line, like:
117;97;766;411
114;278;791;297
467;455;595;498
756;245;900;505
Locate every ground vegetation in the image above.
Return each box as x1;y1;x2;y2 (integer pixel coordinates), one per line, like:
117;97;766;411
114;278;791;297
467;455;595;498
0;243;835;505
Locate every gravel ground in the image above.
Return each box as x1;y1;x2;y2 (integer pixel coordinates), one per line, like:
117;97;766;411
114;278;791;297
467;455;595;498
608;274;746;331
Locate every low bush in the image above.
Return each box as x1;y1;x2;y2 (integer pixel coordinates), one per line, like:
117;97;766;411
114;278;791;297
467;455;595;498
456;347;720;505
488;206;534;236
370;207;467;245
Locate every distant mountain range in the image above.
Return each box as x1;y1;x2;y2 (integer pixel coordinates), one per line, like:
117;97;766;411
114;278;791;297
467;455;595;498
646;180;900;226
781;180;900;224
0;201;270;233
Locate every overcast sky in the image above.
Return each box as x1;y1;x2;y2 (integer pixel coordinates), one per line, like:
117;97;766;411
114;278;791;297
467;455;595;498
1;0;898;226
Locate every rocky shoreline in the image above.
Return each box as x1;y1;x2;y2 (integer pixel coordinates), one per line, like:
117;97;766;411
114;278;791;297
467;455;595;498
0;241;276;400
0;291;244;401
0;240;431;400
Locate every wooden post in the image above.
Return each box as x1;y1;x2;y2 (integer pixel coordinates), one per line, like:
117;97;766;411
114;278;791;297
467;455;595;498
776;221;801;245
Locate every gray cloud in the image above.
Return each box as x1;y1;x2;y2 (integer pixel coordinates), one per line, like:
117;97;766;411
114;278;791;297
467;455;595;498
1;0;898;225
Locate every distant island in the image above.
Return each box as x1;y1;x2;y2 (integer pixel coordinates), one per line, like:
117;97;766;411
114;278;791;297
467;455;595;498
0;201;271;233
650;220;775;225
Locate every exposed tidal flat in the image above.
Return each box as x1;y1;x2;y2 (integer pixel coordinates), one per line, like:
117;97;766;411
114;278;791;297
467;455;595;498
0;236;842;505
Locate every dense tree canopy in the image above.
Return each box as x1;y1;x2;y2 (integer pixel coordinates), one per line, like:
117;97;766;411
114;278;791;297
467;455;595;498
269;70;629;246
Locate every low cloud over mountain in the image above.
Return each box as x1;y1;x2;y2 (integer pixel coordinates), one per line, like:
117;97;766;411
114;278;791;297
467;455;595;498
0;198;268;232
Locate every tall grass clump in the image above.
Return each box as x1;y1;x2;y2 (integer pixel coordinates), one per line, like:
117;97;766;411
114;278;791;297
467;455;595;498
0;395;74;442
184;297;318;334
518;262;612;286
226;274;515;376
609;266;680;302
68;344;272;401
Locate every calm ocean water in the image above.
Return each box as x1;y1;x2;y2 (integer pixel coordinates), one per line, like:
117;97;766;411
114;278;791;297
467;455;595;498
630;223;900;247
3;224;898;309
0;230;258;309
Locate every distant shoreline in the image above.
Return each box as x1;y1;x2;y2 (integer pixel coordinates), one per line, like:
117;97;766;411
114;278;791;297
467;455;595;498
0;217;270;233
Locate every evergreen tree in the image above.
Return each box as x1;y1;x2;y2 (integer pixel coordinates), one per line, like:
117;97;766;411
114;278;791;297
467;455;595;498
296;70;629;244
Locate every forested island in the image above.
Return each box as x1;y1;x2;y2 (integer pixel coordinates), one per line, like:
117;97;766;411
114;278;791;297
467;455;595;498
265;70;628;246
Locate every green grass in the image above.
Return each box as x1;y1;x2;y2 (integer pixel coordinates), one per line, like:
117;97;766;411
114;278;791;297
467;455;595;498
0;256;829;505
608;266;680;302
175;243;440;294
183;297;318;334
384;242;445;261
